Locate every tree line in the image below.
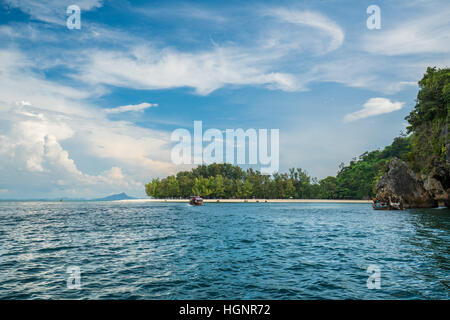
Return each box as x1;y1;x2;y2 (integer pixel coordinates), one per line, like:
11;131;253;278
145;135;410;199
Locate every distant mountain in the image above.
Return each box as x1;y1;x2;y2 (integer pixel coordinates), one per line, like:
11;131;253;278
92;193;136;201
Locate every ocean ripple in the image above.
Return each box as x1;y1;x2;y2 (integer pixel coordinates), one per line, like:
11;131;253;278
0;201;448;299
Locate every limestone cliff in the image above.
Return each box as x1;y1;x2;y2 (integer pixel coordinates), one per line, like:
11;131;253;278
376;158;449;208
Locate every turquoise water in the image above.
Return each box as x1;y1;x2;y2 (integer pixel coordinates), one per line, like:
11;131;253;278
0;201;448;299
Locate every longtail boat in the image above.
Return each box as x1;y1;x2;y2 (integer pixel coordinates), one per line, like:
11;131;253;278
372;199;403;210
189;196;203;206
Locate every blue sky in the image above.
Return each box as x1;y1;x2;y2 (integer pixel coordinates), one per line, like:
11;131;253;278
0;0;449;198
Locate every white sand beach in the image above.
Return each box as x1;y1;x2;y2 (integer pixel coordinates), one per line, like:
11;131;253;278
116;199;372;204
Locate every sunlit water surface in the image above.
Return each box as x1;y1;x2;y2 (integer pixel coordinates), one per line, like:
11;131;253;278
0;201;448;299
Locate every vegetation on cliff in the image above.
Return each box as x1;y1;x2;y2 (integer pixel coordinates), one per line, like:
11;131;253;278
405;67;449;173
376;67;449;207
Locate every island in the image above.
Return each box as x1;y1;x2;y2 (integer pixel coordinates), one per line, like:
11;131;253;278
145;67;449;208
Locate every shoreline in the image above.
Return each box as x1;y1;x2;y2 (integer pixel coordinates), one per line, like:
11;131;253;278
116;199;372;204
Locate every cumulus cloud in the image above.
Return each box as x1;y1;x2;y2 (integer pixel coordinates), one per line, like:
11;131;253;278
104;102;158;114
0;104;174;198
0;49;176;198
0;107;147;191
344;98;404;122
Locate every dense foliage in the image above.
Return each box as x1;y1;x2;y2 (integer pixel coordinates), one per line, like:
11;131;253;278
405;67;449;173
145;136;410;199
145;67;449;200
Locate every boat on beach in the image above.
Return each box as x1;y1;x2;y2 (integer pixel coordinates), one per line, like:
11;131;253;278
189;196;203;206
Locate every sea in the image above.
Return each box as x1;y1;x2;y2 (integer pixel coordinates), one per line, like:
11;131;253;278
0;201;448;299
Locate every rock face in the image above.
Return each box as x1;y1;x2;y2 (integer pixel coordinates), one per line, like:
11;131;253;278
425;164;450;207
376;158;450;208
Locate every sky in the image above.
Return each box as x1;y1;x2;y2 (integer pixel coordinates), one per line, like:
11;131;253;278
0;0;449;199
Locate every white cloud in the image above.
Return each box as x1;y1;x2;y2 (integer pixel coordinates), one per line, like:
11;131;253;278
135;4;228;23
104;102;158;114
266;8;345;52
104;167;125;180
0;103;174;198
304;51;447;94
0;6;350;95
0;48;176;198
67;9;345;95
75;46;303;95
51;5;435;96
344;98;404;122
15;100;31;106
2;3;446;97
0;49;94;116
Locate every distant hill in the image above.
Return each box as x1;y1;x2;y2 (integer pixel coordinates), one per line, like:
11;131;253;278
93;193;136;201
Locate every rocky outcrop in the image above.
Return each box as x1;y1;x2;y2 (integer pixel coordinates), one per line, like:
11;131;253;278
376;159;434;208
376;158;450;208
424;163;450;207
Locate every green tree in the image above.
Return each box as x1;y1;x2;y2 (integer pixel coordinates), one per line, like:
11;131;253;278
145;179;159;197
242;179;254;198
319;176;337;199
284;179;296;198
405;67;449;172
213;174;225;198
192;177;213;198
166;176;180;198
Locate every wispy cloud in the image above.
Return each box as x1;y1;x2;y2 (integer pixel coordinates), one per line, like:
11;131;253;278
73;8;345;95
363;8;450;55
3;0;104;24
134;4;227;23
266;8;345;52
104;102;158;114
344;98;404;122
75;46;302;95
0;5;349;95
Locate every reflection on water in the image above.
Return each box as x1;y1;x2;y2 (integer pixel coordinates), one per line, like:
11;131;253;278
0;201;448;299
